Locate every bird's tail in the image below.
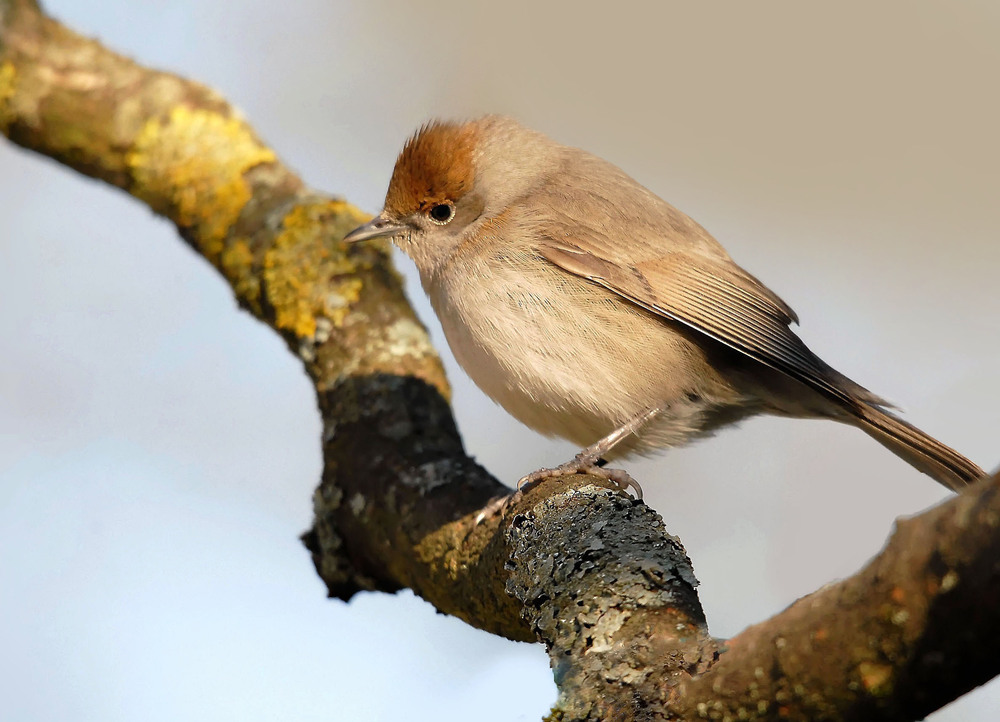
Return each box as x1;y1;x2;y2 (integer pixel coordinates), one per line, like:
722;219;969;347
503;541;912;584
852;403;984;492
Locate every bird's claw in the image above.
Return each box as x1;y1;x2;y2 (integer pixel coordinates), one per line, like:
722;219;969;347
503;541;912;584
516;453;643;499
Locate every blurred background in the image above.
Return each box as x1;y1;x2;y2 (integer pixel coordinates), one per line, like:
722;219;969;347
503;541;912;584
1;1;997;719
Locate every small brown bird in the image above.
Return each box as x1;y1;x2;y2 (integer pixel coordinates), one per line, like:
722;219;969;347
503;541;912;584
345;116;983;495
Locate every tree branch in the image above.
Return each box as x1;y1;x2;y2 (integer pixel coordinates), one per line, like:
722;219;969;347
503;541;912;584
3;2;997;719
669;470;1000;722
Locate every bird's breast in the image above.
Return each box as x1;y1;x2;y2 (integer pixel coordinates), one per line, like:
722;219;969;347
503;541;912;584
426;245;739;449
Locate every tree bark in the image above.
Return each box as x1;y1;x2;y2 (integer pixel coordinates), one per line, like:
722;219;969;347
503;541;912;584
3;2;997;719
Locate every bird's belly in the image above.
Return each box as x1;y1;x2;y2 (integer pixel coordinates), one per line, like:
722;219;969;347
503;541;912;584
431;268;746;454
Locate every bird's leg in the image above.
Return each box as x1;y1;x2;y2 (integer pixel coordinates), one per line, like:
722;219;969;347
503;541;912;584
517;407;662;499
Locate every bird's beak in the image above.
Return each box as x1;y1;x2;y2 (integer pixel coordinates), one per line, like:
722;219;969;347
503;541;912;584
343;214;408;243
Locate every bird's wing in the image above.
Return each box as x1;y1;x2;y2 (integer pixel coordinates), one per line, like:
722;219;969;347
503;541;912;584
537;239;865;408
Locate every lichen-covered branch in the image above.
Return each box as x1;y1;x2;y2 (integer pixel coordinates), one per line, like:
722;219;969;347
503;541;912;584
4;2;999;720
667;470;1000;722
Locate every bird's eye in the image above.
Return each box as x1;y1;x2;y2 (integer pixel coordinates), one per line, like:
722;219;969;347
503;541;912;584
427;202;455;225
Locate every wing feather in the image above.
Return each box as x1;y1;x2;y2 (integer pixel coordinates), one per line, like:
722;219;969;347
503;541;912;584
538;241;862;408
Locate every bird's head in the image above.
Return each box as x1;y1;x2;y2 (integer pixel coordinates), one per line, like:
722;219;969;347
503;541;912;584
344;116;559;276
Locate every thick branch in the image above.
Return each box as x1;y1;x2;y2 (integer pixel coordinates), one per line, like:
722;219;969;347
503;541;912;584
669;470;1000;721
4;3;998;720
303;371;715;653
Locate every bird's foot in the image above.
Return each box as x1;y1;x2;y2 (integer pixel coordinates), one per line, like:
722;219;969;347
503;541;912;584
475;494;515;525
516;452;644;500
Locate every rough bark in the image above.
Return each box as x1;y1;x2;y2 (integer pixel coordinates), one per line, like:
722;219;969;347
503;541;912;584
3;2;998;719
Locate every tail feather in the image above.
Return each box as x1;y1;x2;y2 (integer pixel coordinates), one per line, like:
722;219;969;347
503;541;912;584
853;403;984;492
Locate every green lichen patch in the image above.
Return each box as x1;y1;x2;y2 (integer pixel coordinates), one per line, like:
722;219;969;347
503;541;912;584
126;106;276;263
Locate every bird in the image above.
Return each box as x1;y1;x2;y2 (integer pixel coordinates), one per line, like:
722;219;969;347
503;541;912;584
344;115;984;496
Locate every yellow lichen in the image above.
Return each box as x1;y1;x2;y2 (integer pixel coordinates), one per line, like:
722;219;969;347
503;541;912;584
858;661;893;696
0;62;16;131
262;200;371;338
219;237;260;311
126;106;276;263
